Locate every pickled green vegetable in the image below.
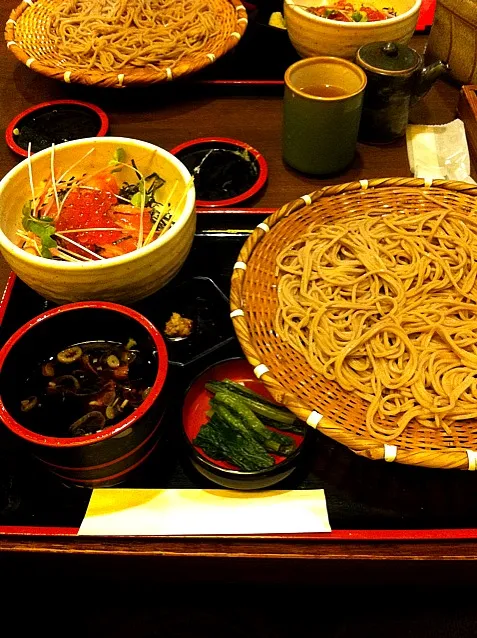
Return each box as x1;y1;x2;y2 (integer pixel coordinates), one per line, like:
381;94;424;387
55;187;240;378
212;391;296;456
193;378;306;471
194;414;274;471
205;379;305;433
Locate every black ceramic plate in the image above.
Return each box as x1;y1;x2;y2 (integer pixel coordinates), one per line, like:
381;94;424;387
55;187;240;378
135;276;235;368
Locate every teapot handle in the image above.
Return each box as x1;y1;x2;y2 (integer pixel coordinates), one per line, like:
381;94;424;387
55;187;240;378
411;60;450;105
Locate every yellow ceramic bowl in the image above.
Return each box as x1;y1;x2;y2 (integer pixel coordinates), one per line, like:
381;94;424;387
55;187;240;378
284;0;422;60
0;137;196;305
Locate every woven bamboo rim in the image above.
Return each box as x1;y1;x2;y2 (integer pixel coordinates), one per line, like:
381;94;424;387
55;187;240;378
5;0;247;88
230;177;477;471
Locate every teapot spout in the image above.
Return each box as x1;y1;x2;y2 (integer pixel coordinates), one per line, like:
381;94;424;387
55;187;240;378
412;60;450;104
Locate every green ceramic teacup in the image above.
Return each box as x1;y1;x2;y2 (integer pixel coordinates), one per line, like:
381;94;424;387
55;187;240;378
283;57;367;175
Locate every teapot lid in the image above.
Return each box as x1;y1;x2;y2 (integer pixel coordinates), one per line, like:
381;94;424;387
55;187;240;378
356;41;420;75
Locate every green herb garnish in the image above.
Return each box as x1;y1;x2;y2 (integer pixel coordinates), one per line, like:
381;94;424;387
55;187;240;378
22;201;57;258
109;147;126;173
110;147;126;165
130;180;145;208
119;171;165;216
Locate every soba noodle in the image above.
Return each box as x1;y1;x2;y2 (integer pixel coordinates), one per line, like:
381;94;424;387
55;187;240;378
48;0;230;72
275;200;477;442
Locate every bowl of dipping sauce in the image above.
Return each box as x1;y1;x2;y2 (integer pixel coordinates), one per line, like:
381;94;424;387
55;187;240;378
182;357;311;489
0;301;169;488
6;100;109;158
170;137;268;207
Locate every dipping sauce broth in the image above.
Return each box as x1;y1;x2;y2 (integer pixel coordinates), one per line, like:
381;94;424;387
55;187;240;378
18;340;155;438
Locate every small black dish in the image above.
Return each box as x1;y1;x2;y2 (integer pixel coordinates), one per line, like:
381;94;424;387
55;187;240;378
170;137;268;207
182;357;312;490
6;100;109;157
136;276;235;368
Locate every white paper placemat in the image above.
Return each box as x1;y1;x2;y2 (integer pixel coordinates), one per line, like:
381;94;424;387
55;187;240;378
78;488;331;536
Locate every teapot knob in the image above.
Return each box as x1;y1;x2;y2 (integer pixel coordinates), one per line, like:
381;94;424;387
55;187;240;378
382;42;399;57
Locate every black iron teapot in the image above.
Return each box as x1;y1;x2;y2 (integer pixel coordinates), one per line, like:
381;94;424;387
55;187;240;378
355;41;449;143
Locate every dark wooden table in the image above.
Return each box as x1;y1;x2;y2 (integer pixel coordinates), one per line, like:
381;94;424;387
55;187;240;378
2;0;477;586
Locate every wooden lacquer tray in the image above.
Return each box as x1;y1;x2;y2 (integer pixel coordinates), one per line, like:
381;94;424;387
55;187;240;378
1;211;477;540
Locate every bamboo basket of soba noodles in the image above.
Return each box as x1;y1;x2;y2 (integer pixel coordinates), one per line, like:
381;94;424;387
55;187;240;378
230;178;477;471
5;0;248;88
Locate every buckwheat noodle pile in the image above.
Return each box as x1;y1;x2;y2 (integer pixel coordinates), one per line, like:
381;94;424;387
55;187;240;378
275;196;477;442
48;0;228;72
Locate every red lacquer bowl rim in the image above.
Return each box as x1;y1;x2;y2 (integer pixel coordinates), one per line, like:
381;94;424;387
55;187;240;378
0;301;168;448
169;136;268;208
5;99;109;158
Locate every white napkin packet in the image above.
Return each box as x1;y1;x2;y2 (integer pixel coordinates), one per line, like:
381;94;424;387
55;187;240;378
406;118;476;185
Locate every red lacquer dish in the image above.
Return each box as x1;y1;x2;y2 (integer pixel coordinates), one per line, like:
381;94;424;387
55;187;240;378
170;137;268;207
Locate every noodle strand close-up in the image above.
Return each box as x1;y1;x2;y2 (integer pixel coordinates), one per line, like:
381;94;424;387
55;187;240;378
274;201;477;443
48;0;233;73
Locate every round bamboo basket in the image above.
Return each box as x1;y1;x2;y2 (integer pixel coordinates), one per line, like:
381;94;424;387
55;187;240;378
230;177;477;471
5;0;247;88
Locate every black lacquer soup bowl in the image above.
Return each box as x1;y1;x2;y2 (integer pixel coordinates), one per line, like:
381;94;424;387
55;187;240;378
0;301;168;488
